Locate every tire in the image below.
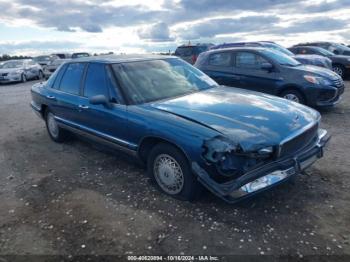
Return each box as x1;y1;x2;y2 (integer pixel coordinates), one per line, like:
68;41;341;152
21;74;27;83
280;89;305;104
147;143;201;201
37;70;44;80
332;64;345;78
45;110;69;143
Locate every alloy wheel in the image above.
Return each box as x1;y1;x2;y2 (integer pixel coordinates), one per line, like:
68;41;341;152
22;74;27;83
333;66;343;77
283;93;300;103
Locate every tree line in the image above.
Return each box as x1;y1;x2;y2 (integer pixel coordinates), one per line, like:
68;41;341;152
0;54;32;62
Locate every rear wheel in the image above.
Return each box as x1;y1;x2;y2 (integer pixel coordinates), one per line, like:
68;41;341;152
45;110;69;142
332;64;345;78
147;143;201;201
280;89;305;104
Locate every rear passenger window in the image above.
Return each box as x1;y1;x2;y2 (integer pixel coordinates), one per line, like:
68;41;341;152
235;52;268;70
209;53;231;66
59;63;85;95
84;63;109;98
51;64;67;89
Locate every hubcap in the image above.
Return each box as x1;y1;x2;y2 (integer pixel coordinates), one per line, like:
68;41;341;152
283;94;300;103
153;154;184;195
47;113;59;138
333;67;343;77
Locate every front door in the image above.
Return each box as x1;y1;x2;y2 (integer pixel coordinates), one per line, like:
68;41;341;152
232;51;279;95
77;63;130;149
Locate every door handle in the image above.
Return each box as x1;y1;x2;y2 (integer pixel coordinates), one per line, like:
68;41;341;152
46;95;56;101
78;105;89;109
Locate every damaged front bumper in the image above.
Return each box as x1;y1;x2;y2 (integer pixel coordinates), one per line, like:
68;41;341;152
192;129;330;203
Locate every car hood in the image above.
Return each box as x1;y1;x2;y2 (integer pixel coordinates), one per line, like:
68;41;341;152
291;64;339;79
0;68;23;74
294;54;328;61
149;86;319;151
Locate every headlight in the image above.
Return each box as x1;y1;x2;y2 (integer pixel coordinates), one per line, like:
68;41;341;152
304;75;331;85
347;58;350;62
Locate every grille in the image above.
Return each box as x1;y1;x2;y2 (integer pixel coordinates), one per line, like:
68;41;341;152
1;73;8;76
279;124;318;157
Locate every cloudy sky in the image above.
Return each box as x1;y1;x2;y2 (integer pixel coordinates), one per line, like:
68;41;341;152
0;0;350;55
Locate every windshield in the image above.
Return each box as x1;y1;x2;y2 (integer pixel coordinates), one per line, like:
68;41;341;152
331;43;350;52
314;47;334;56
261;49;301;67
0;61;24;69
72;53;89;58
112;58;218;104
264;43;294;56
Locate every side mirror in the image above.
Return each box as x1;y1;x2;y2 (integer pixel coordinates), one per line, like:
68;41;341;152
261;62;273;71
89;95;110;107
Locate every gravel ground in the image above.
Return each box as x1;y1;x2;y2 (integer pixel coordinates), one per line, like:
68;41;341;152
0;80;349;260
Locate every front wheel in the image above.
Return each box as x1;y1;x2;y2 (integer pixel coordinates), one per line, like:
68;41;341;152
37;70;44;80
280;89;305;104
45;110;69;142
147;143;201;201
21;74;27;83
332;65;345;78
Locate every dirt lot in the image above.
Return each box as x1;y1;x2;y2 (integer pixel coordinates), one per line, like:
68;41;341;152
0;80;349;260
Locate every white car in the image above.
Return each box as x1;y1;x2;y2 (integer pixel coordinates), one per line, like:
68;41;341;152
43;58;70;79
0;59;44;84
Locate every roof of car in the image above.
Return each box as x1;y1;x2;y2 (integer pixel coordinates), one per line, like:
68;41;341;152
69;54;175;64
203;46;268;55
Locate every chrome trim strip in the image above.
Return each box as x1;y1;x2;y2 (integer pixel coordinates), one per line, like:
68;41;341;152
59;123;138;157
54;116;138;150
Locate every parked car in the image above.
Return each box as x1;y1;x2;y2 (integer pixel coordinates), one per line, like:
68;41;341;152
293;42;350;56
33;55;59;67
30;55;330;203
195;47;344;107
52;53;71;59
175;44;213;64
71;52;90;59
210;42;332;70
43;59;70;79
0;59;43;83
288;46;350;78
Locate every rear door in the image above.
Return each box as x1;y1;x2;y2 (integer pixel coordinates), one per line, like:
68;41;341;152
50;62;86;124
77;63;129;147
232;51;279;94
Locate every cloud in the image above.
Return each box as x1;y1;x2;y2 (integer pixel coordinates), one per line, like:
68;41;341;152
6;0;162;33
303;0;350;12
138;23;174;42
1;0;350;53
270;17;349;35
0;40;82;54
176;16;280;40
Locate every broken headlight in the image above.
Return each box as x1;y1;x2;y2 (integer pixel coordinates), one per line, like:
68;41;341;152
202;136;274;177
